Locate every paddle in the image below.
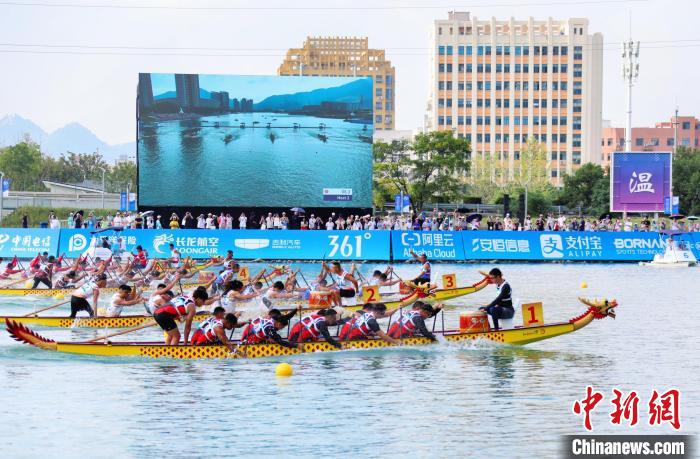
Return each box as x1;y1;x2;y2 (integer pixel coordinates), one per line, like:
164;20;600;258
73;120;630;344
3;276;31;288
84;320;157;343
22;298;71;317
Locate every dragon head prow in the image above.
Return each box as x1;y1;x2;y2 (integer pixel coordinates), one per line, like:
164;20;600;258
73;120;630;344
6;320;58;351
578;297;618;319
478;270;494;284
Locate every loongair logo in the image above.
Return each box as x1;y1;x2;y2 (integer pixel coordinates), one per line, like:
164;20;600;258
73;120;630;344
68;234;88;252
540;234;564;258
629;171;655;194
153;234;174;254
234;239;270;250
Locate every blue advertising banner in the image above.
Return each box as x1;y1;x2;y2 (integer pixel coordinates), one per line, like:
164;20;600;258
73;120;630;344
0;228;60;258
463;230;669;261
392;231;465;261
59;229;390;260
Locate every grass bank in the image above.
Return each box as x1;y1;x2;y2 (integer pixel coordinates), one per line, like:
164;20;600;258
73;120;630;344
1;206;118;228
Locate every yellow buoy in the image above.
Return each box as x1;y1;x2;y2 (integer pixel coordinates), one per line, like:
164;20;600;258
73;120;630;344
54;293;65;300
24;280;33;289
580;282;588;289
275;362;293;377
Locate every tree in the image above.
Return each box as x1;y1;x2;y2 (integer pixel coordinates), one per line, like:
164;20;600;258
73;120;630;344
672;147;700;215
560;163;610;215
0;141;44;191
106;161;137;193
516;137;550;194
373;131;470;214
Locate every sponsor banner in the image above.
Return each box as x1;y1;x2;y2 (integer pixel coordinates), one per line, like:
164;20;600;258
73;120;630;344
391;231;465;261
0;229;59;258
230;230;388;260
58;229;390;260
463;231;672;261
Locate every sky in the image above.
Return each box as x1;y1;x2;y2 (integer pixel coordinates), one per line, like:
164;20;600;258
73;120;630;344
149;74;365;101
0;0;698;145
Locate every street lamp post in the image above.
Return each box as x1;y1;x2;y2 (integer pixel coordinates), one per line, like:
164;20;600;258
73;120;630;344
99;167;107;209
0;171;4;226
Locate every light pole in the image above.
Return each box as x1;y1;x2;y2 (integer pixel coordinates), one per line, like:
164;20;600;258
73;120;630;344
622;38;640;152
98;167;107;209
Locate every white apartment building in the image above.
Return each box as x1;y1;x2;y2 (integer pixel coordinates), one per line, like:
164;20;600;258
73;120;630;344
427;11;603;185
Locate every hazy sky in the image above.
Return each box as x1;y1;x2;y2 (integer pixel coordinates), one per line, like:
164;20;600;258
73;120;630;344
1;0;698;144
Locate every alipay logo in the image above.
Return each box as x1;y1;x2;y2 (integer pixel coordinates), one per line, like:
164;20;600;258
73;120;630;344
540;234;564;258
68;234;88;252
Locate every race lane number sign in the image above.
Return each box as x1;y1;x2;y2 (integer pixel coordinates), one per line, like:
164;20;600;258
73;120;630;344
362;285;381;303
323;188;353;202
522;302;544;327
442;273;457;289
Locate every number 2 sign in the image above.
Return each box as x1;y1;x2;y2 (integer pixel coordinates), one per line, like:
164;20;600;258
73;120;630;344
362;285;380;303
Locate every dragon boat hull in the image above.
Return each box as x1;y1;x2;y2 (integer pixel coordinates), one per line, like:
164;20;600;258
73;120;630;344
5;298;618;359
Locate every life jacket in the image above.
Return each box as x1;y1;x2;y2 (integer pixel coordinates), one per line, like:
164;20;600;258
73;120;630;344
241;317;274;343
290;314;325;342
192;317;223;345
339;312;375;340
388;310;421;338
155;295;193;318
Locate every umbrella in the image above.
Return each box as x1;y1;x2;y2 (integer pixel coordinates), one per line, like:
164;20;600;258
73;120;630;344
90;226;124;234
290;207;305;213
658;230;685;236
669;214;685;220
466;213;482;223
139;210;154;217
687;216;698;221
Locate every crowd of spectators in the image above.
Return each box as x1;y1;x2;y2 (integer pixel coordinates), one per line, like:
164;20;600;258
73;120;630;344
48;209;700;233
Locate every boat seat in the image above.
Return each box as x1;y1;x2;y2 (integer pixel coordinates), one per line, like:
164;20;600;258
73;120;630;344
487;316;514;331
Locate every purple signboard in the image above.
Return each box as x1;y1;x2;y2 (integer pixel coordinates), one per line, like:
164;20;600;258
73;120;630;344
610;152;672;212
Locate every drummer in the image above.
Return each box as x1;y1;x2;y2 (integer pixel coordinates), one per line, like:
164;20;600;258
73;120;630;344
479;268;514;330
409;250;431;285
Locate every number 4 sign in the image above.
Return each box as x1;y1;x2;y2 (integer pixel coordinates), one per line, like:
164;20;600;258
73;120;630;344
522;302;544;327
362;285;380;303
442;274;457;289
238;267;250;280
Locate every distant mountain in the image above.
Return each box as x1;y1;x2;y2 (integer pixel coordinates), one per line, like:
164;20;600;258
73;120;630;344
154;88;212;100
0;114;134;163
254;79;372;112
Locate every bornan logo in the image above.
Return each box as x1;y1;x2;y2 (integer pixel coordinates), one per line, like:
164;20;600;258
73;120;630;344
629;171;655;193
68;234;88;252
540;234;564;258
153;234;174;254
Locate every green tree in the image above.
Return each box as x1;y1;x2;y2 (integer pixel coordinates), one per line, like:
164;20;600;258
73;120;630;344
672;147;700;215
106;161;137;193
560;163;610;215
373;131;470;214
0;140;44;191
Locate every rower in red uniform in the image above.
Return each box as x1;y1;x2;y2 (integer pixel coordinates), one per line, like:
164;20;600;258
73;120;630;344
153;287;213;345
241;314;298;349
338;303;400;344
132;245;148;269
191;306;244;351
387;301;444;341
288;308;347;349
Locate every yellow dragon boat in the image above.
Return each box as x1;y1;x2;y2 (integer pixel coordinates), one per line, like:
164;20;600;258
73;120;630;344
0;275;491;328
5;298;618;359
0;281;205;298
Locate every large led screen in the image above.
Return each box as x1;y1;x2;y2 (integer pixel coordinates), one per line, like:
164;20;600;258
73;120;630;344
137;73;373;208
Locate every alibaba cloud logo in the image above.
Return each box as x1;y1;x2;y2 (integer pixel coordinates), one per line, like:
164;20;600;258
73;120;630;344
234;239;270;250
540;234;564;258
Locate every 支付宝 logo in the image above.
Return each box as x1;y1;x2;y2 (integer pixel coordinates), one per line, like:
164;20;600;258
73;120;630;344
540;234;564;258
629;171;655;194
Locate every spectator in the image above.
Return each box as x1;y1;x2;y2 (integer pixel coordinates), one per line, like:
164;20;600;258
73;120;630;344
21;214;29;228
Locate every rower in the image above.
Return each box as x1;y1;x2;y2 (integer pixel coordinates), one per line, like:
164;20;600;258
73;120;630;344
220;279;261;313
54;270;84;289
326;261;359;303
69;274;108;318
132;245;148;269
266;281;301;300
191;307;245;351
153;287;215;345
338;303;400;344
212;262;239;293
105;285;144;317
145;274;181;315
409;250;431;285
241;314;299;349
289;308;346;349
169;244;181;268
478;268;514;331
387;301;444;341
32;255;56;289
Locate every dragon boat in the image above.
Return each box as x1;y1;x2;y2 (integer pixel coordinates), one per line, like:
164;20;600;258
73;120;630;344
0;275;491;328
5;298;617;359
0;281;205;298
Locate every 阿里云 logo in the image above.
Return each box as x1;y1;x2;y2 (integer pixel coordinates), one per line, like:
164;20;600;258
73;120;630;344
629;171;655;194
540;234;564;258
68;234;88;252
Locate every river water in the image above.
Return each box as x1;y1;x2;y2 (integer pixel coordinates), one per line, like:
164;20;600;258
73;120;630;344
0;263;697;458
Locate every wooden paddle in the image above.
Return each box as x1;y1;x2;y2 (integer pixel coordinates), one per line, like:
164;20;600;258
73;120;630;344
3;275;32;289
84;320;157;343
22;298;71;317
